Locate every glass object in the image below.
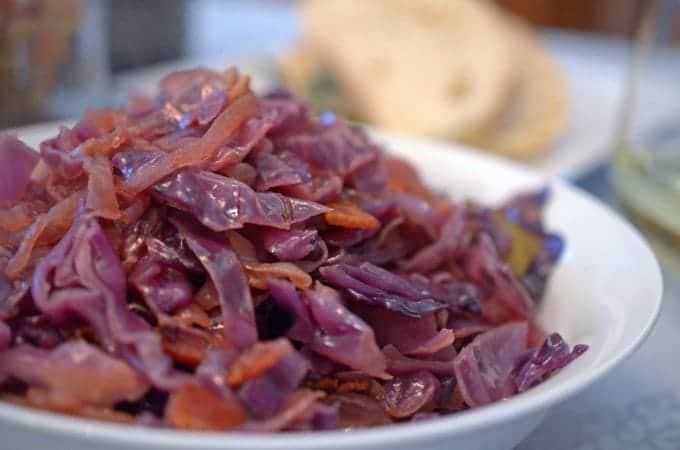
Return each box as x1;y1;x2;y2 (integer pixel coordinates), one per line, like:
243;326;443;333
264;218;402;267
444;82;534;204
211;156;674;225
611;0;680;258
0;0;109;128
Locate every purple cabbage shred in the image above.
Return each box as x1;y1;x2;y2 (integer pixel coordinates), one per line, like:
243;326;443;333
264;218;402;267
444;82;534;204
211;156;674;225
0;68;585;432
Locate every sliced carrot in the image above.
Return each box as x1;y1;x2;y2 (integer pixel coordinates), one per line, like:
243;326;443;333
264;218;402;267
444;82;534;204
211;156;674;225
0;202;43;233
173;302;212;329
245;262;312;290
84;155;121;220
119;194;150;225
5;190;80;279
166;381;246;431
84;109;127;133
385;157;427;195
304;376;340;392
194;281;221;311
161;325;211;367
123;91;257;195
324;199;379;229
227;338;294;386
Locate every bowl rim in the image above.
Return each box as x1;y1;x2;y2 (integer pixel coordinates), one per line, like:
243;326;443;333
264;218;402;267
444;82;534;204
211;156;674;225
0;131;664;449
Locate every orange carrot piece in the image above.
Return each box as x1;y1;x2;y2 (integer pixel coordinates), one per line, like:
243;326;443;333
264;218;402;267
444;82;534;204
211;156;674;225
161;326;212;367
227;338;294;386
166;382;246;431
324;199;379;229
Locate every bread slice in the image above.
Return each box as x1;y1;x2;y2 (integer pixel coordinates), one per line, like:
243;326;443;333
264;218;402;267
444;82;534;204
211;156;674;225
300;0;516;139
462;16;568;159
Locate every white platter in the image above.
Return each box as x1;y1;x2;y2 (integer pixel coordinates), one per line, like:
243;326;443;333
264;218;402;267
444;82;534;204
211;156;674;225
0;127;662;450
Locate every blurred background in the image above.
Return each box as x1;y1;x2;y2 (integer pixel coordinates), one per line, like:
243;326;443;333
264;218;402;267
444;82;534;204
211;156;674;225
1;0;679;201
0;0;664;125
5;0;680;175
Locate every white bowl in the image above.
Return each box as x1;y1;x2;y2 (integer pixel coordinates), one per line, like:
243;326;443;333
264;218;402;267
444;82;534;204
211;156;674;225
0;128;663;450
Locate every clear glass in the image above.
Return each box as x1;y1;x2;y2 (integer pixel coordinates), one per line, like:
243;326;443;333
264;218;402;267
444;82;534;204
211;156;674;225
611;0;680;260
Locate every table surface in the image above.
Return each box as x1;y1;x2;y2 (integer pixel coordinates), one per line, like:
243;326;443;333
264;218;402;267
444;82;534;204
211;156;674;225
519;165;680;450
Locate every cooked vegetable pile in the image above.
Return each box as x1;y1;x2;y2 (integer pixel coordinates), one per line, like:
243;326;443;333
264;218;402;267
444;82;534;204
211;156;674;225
0;68;586;431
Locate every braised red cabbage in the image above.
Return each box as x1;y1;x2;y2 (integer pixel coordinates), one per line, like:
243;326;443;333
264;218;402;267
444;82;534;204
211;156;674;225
155;169;329;231
0;135;40;202
0;321;9;350
453;322;528;407
263;228;318;261
170;213;256;349
0;341;149;406
514;332;588;393
320;262;480;317
0;67;585;431
383;371;440;418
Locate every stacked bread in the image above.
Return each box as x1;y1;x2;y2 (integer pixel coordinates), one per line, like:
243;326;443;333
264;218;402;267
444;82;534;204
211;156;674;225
282;0;568;159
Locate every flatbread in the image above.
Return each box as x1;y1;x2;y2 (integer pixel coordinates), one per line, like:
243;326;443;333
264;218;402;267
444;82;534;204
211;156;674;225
462;16;568;158
300;0;516;139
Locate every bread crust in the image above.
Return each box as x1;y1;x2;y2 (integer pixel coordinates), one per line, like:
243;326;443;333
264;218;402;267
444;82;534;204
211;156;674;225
300;0;517;139
291;0;569;159
461;15;568;158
